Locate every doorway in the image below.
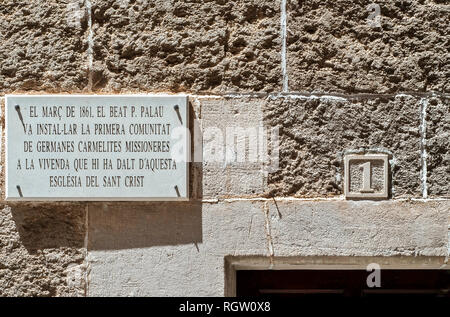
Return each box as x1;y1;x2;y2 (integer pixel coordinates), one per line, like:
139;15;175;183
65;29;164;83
236;269;450;298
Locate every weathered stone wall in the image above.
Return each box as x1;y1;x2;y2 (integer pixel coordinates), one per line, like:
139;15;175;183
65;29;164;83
0;0;448;296
91;0;281;92
0;203;86;296
287;0;449;93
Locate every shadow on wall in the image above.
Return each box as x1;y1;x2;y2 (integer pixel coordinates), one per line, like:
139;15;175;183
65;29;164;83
8;100;203;252
87;201;202;250
9;202;86;252
88;100;204;251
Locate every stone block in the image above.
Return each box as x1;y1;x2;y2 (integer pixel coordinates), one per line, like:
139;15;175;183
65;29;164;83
91;0;281;92
263;95;422;198
87;201;268;296
199;97;269;199
0;203;86;296
287;0;449;93
267;200;449;257
0;0;89;93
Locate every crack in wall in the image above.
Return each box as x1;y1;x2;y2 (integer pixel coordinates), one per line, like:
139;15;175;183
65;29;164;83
201;197;449;204
201;92;450;99
83;203;90;297
420;98;428;199
448;226;450;260
85;0;94;92
263;201;274;267
269;94;348;102
280;0;288;93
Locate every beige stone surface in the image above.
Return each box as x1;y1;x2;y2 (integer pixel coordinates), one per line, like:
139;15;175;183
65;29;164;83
0;0;89;94
199;97;268;199
287;0;450;93
91;0;281;92
267;200;449;257
0;203;87;296
87;201;268;296
264;95;423;198
87;199;449;296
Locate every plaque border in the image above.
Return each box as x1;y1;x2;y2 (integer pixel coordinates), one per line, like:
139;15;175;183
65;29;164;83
5;94;190;202
344;154;389;199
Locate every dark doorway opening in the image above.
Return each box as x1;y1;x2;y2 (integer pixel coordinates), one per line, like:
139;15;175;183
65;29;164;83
236;270;450;298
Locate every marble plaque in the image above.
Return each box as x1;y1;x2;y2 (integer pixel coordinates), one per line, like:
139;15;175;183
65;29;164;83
344;154;389;199
5;95;189;201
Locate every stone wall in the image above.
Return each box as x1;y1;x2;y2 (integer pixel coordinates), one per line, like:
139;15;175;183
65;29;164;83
0;0;448;296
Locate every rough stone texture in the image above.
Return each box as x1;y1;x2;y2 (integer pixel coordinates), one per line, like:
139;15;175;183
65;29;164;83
287;0;450;93
427;96;449;197
267;200;449;256
448;225;450;256
0;203;86;296
0;98;3;195
199;97;268;199
87;201;268;296
91;0;281;92
264;95;422;198
0;0;89;94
